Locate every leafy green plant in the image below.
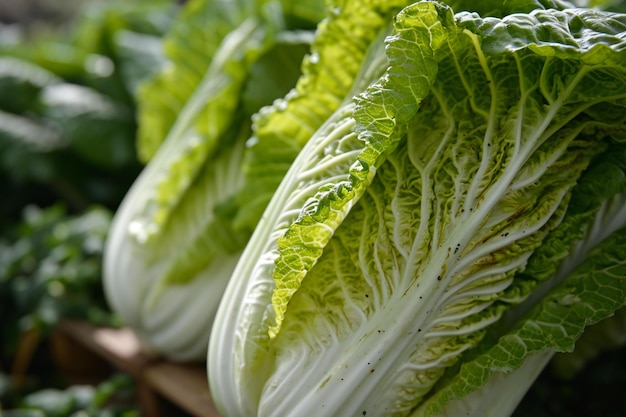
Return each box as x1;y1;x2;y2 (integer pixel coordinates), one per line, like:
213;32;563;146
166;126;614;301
0;203;134;415
0;1;184;416
0;204;118;358
0;0;174;228
206;1;626;416
11;373;138;417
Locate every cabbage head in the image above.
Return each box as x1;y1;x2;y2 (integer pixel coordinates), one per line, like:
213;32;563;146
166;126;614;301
208;2;626;415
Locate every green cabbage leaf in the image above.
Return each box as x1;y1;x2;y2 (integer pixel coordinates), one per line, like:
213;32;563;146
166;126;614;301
208;2;626;415
413;146;626;416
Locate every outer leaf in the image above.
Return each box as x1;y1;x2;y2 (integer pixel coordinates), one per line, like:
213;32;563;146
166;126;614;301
416;225;626;417
414;141;626;416
135;0;257;162
550;305;626;379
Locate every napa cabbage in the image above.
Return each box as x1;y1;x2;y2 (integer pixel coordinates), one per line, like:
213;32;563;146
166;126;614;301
207;1;626;416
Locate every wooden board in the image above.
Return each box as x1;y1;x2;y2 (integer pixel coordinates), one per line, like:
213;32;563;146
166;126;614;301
55;320;220;417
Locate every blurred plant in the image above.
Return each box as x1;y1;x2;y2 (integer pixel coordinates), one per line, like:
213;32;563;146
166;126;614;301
1;372;138;417
0;3;181;413
0;203;137;414
0;204;119;358
0;0;176;230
